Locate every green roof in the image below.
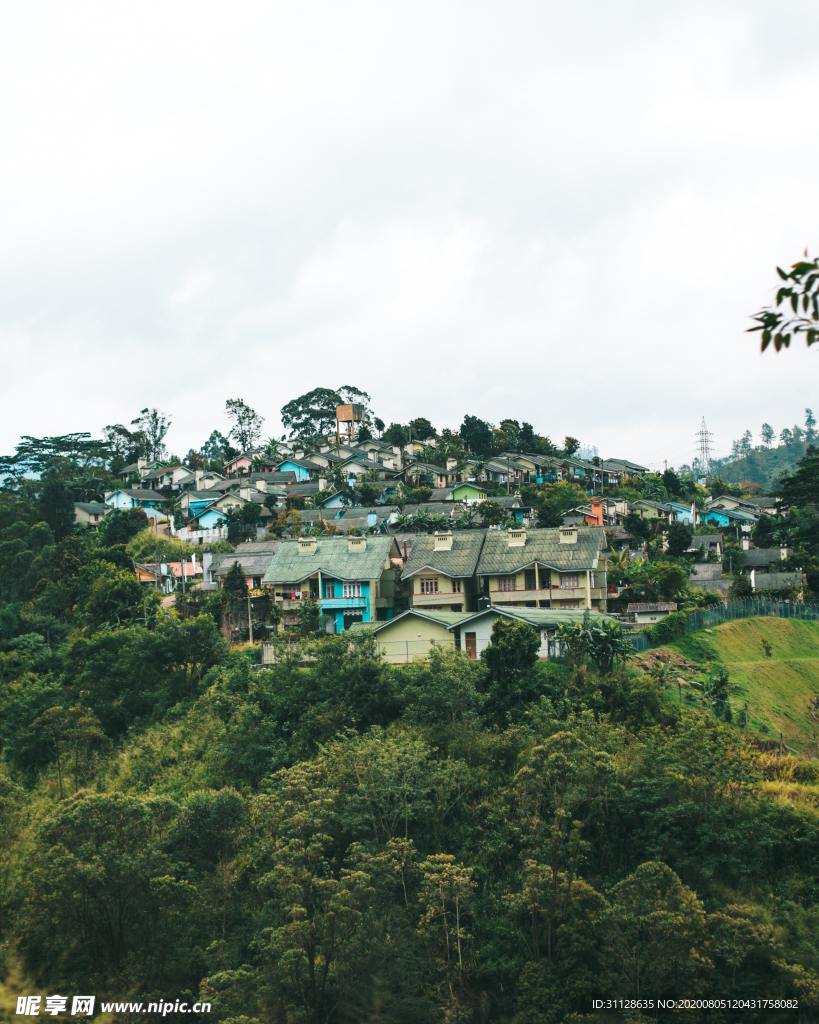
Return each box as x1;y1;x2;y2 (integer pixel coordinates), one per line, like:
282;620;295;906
262;535;399;584
458;606;617;629
476;527;605;575
369;608;475;634
401;530;486;580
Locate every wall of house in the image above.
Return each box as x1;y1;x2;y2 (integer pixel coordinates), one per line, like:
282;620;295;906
454;614;551;660
374;618;456;663
279;461;312;482
107;492;136;510
198;509;228;528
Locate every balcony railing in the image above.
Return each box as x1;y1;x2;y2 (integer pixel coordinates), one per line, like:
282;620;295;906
320;595;369;610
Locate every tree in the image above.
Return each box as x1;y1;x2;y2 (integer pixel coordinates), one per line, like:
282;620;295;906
806;408;817;444
100;508;148;546
661;468;683;496
296;598;322;637
20;793;189;990
761;423;775;447
481;618;541;720
226;502;261;544
82;564;149;629
131;407;171;462
280;386;374;442
665;521;693;557
777;448;819;508
38;473;75;540
459;415;494;457
220;562;248;641
102;423;144;471
32;705;107;797
409;417;436;441
280;387;343;441
200;429;235;464
563;437;580;456
749;254;819;351
555;616;631;674
534;481;587;528
225;398;264;453
417;853;476;1019
382;422;409;447
602;862;711;999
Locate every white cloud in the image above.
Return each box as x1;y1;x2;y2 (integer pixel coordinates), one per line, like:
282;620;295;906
1;0;817;467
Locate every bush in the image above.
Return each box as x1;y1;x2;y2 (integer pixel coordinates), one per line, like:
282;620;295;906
646;610;689;644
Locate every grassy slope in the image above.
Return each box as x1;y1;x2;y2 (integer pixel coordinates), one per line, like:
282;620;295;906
657;617;819;753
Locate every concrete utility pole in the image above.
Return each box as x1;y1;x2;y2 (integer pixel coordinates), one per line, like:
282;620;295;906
247;592;254;644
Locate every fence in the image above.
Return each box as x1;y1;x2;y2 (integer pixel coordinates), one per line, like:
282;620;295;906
627;598;819;653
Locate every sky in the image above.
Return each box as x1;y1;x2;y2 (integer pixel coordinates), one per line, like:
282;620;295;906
1;1;817;470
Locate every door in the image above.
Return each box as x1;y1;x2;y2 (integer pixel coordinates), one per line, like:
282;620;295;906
465;632;477;660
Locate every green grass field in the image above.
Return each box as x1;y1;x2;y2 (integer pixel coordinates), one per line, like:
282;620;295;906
645;617;819;754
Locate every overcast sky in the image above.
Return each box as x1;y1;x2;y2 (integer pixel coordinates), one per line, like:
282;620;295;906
1;1;817;469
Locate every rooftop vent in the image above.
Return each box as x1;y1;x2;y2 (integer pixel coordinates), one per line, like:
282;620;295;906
433;531;454;552
559;526;578;545
347;536;367;553
298;537;317;555
507;528;527;547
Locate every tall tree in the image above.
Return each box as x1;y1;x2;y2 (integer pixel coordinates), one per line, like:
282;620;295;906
760;423;775;447
459;415;493;457
225;398;265;453
409;417;436;441
563;436;580;456
131;408;171;462
38;473;75;540
806;408;817;444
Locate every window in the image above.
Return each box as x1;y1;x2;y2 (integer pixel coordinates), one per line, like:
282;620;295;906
452;579;462;593
420;577;439;594
497;575;516;591
342;582;362;598
524;568;537;590
559;573;579;589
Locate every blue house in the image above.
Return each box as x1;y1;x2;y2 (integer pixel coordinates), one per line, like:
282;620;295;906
701;508;756;532
263;534;401;634
666;501;695;525
189;505;229;529
105;488;166;521
276;459;316;483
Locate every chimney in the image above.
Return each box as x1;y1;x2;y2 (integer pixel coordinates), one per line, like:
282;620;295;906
433;530;453;551
318;475;327;491
298;537;317;555
559;525;578;545
741;537;750;551
195;469;203;486
780;546;789;561
507;527;527;548
590;497;604;525
347;536;367;553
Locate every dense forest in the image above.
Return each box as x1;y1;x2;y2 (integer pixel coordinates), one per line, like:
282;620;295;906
1;447;819;1023
708;409;817;491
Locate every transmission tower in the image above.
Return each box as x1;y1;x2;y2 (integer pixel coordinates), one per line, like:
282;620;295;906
695;417;714;479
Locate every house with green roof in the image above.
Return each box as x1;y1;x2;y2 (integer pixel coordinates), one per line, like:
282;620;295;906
475;525;608;611
262;534;402;633
351;608;474;663
451;605;618;660
401;530;486;613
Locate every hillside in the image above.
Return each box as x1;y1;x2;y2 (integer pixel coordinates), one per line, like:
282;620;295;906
643;617;819;753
